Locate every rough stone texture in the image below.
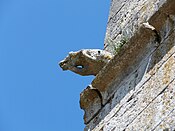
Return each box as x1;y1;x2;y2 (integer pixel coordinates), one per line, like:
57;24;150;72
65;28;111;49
80;0;175;130
104;0;170;54
93;28;158;106
59;49;113;76
80;85;102;124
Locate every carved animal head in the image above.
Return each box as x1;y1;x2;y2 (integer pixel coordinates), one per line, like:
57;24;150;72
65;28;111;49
59;49;113;76
59;52;78;71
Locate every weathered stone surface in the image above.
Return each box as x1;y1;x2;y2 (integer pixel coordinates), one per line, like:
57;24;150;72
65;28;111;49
92;28;158;105
80;85;102;124
104;0;170;54
154;108;175;130
82;0;175;130
85;30;175;130
91;0;175;105
59;49;113;76
125;78;175;130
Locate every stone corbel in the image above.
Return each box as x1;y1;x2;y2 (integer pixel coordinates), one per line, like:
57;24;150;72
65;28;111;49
80;85;102;124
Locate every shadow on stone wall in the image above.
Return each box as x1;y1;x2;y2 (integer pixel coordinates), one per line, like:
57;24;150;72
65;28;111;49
84;3;175;129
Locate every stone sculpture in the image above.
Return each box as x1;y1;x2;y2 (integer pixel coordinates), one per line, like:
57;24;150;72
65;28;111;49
59;49;113;76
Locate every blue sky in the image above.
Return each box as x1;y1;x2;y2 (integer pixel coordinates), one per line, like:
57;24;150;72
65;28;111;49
0;0;110;131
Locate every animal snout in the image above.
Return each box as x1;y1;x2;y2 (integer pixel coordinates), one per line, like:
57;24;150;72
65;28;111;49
59;60;68;70
59;61;64;67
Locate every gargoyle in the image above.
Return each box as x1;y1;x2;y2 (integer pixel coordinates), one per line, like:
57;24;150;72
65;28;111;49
59;49;113;76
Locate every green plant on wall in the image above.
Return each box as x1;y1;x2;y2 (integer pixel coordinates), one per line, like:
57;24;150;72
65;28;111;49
106;37;128;55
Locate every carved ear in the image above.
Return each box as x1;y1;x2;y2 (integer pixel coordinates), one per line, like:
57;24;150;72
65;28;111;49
82;50;96;60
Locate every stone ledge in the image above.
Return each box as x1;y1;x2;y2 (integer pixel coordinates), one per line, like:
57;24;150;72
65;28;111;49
104;0;171;53
80;0;175;126
87;27;175;131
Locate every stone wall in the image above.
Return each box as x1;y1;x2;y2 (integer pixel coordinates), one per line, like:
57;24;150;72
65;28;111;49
104;0;171;54
80;0;175;130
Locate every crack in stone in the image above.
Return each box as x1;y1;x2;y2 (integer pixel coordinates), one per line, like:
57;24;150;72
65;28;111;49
108;4;126;24
96;28;175;130
124;78;175;130
94;48;174;127
151;108;175;131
